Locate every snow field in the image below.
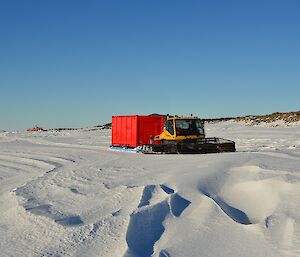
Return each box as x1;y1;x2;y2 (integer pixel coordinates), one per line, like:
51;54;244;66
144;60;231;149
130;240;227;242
0;122;299;257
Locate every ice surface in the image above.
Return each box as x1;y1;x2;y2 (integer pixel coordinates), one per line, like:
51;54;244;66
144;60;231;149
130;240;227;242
0;122;299;257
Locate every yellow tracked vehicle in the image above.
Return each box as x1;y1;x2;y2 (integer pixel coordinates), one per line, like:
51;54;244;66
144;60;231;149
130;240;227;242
142;115;236;154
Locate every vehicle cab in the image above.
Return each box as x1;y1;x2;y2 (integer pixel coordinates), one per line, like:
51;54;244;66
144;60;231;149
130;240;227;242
154;115;205;141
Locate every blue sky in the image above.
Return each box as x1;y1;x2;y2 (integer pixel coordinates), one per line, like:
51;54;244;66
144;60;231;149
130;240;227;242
0;0;299;131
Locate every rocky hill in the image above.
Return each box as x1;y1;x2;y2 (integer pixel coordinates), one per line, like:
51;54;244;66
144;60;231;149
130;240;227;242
205;111;300;126
235;111;300;125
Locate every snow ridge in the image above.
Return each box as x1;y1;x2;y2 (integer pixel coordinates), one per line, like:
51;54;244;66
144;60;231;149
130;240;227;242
124;184;190;257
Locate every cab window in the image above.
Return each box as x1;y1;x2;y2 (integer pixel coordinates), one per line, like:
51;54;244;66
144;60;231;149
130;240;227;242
175;119;204;136
165;120;174;135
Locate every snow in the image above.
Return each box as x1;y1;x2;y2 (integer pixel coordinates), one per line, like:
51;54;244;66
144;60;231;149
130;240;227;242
0;122;299;257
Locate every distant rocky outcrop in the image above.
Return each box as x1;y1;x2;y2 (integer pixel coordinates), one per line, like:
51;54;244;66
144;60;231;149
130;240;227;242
48;128;82;132
205;111;300;126
47;122;112;132
235;111;300;126
94;122;112;130
203;117;236;123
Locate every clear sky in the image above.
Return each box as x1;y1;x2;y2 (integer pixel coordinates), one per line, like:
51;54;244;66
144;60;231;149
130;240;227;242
0;0;299;131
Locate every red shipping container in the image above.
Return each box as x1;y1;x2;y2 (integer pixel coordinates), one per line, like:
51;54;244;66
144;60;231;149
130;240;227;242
112;115;165;148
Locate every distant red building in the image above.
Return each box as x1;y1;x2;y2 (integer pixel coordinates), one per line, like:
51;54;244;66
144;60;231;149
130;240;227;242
27;126;46;132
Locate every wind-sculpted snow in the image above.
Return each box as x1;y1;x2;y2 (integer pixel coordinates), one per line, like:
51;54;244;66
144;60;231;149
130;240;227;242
124;185;191;257
9;154;86;227
200;190;252;225
0;123;299;257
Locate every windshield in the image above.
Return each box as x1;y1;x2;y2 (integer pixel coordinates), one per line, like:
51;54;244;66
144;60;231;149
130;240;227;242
175;119;205;136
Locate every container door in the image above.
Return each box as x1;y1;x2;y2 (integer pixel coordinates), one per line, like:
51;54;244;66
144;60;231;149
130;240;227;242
112;116;138;147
